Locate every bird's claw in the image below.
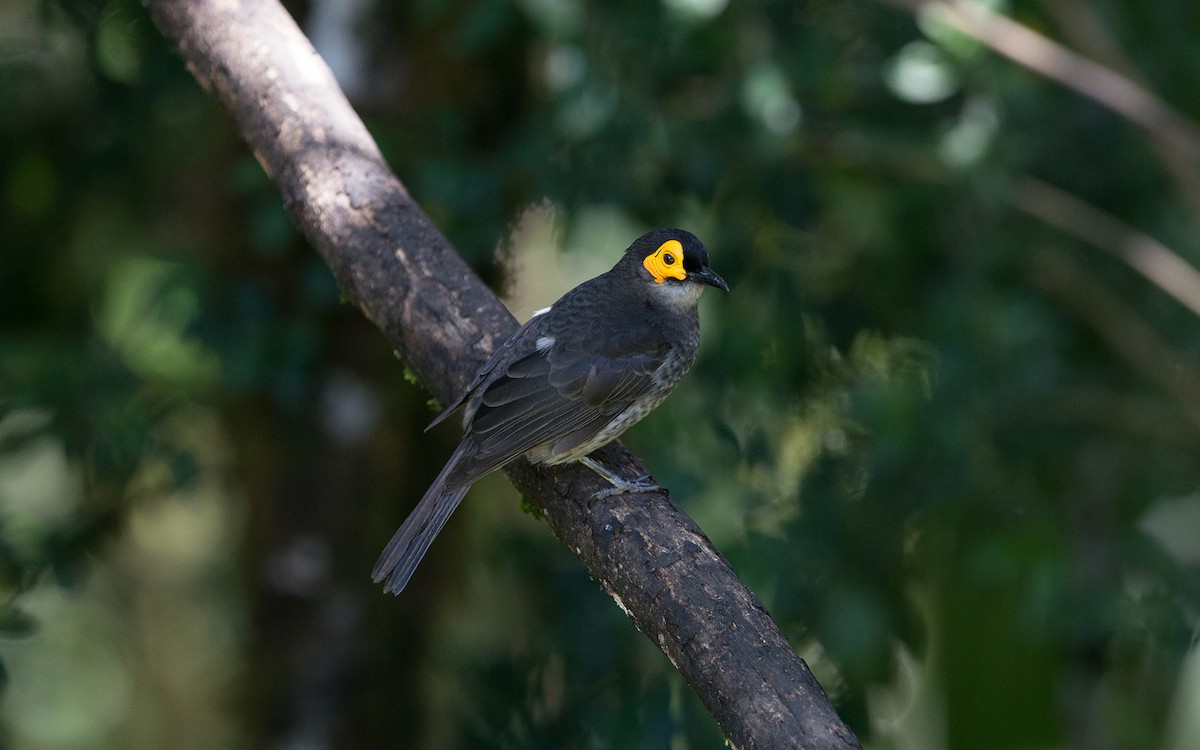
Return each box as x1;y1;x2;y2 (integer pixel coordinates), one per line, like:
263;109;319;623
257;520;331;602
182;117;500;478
590;474;664;500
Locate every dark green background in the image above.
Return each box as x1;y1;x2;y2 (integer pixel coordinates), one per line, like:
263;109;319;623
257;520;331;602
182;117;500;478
2;0;1198;747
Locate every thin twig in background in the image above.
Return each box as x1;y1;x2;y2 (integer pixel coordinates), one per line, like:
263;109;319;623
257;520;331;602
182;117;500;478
1029;248;1200;434
1040;0;1200;218
1012;176;1200;320
876;0;1200;161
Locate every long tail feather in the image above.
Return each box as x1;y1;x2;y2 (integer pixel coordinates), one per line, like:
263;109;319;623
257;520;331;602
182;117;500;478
372;443;473;594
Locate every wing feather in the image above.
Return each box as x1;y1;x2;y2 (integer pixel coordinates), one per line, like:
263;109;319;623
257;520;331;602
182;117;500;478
446;328;669;486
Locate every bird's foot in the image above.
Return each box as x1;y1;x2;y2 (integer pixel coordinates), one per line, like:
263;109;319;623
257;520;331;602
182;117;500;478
577;456;666;501
590;473;664;500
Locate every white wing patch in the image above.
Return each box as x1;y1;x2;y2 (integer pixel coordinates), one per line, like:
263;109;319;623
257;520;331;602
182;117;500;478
531;306;552;317
536;335;556;352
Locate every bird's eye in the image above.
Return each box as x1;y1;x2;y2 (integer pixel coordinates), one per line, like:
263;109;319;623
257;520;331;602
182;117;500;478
644;239;687;283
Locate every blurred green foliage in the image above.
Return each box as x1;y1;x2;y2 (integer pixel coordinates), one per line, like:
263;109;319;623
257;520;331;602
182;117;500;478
1;0;1199;748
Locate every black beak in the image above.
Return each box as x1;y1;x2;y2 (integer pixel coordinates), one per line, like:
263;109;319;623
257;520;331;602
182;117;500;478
692;266;730;292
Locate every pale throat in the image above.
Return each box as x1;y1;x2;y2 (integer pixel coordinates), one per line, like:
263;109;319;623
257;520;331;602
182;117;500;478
651;280;706;310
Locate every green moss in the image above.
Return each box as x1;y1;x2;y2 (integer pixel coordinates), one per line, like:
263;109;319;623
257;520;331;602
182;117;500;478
517;496;544;521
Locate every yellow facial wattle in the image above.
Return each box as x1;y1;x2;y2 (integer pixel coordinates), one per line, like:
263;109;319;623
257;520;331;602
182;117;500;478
643;240;687;284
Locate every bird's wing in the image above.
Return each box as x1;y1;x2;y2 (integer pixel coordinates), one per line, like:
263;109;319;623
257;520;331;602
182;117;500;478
425;315;545;432
444;330;668;489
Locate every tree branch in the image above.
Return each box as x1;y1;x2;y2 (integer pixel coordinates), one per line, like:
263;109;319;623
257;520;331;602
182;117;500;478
144;1;860;747
1011;176;1200;320
877;0;1200;161
1028;247;1200;434
1039;0;1200;214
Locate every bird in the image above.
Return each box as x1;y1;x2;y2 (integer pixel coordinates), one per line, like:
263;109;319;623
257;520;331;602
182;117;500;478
372;228;729;594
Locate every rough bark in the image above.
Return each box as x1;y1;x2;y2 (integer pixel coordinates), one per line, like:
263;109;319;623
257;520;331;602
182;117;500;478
145;1;861;747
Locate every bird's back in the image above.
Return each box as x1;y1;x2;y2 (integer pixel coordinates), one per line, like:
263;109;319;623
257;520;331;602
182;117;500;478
443;269;700;485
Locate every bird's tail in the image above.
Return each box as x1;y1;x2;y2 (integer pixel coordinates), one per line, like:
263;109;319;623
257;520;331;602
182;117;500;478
372;443;472;595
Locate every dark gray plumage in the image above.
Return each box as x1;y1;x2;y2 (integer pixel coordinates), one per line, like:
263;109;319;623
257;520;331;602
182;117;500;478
373;228;728;594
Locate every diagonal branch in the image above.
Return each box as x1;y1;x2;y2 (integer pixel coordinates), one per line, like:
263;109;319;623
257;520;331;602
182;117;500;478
143;1;860;747
1029;248;1200;434
877;0;1200;161
1039;0;1200;213
1011;176;1200;319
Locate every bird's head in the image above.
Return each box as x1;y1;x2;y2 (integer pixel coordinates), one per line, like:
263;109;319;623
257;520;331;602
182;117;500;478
622;229;729;306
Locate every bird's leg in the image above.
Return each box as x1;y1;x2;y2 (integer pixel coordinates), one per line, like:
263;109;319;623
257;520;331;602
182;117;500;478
577;455;664;500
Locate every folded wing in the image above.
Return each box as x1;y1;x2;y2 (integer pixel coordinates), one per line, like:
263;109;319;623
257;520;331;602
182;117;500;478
444;332;667;489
